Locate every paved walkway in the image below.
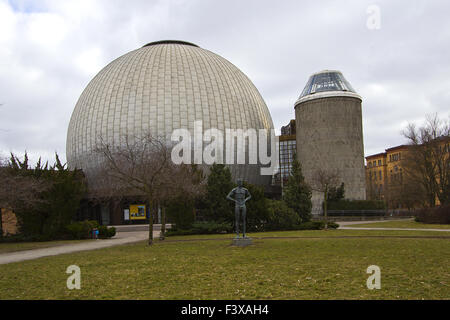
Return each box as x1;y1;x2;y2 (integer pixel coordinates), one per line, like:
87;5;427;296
336;219;412;226
339;226;450;232
336;219;450;232
0;230;156;265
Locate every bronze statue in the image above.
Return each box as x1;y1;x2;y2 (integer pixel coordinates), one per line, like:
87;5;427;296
227;179;252;238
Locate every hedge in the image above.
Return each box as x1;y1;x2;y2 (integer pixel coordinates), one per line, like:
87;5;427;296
65;220;99;239
327;199;386;211
414;205;450;224
165;221;233;236
165;220;339;236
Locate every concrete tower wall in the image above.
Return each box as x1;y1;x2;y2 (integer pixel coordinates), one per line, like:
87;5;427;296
295;95;366;215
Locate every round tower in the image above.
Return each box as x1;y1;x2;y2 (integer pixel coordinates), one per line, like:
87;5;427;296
294;70;366;215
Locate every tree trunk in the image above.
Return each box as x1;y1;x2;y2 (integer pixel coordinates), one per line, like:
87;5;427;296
148;202;153;246
160;206;166;241
324;189;328;230
0;208;3;239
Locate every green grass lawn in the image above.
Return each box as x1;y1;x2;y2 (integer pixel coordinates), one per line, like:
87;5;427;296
167;228;450;240
0;229;449;300
0;239;94;254
349;220;450;230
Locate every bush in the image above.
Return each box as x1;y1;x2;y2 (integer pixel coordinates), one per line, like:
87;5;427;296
165;219;338;235
296;221;339;230
282;159;312;223
98;225;116;239
9;153;87;240
265;199;300;231
0;233;54;242
328;199;386;211
65;220;99;239
415;205;450;224
275;221;339;231
166;221;233;236
202;164;235;223
251;199;339;231
243;182;270;232
166;197;195;230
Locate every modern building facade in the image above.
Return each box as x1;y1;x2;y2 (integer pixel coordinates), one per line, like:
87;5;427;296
294;70;366;214
272;119;296;187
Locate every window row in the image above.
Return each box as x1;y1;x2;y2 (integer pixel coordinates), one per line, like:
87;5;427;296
368;159;384;168
389;152;401;162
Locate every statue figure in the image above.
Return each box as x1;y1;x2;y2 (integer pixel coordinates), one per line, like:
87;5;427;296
227;179;252;238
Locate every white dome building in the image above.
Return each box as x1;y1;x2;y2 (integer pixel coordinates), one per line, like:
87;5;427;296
67;40;274;186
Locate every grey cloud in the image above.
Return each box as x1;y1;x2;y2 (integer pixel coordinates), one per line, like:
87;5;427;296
0;0;449;165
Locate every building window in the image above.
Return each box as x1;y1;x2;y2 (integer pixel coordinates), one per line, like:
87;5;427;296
378;160;382;166
278;138;297;183
391;153;400;161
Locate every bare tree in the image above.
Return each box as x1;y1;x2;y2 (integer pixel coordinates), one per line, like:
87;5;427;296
385;167;428;210
311;169;340;230
84;163;127;224
155;163;204;240
401;114;450;207
94;132;204;245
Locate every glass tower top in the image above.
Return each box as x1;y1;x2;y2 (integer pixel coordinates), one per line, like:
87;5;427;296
299;70;356;99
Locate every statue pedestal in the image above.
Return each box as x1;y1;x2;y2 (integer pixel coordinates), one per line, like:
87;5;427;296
232;237;253;247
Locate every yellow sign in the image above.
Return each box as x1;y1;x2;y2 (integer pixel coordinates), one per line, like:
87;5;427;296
129;204;146;220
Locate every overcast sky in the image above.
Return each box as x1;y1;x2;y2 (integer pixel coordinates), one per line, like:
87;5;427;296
0;0;449;165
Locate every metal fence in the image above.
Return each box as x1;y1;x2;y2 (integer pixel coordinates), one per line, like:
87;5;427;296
326;210;387;217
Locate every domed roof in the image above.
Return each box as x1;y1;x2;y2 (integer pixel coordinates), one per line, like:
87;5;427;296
142;40;199;48
295;70;361;105
66;40;274;185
